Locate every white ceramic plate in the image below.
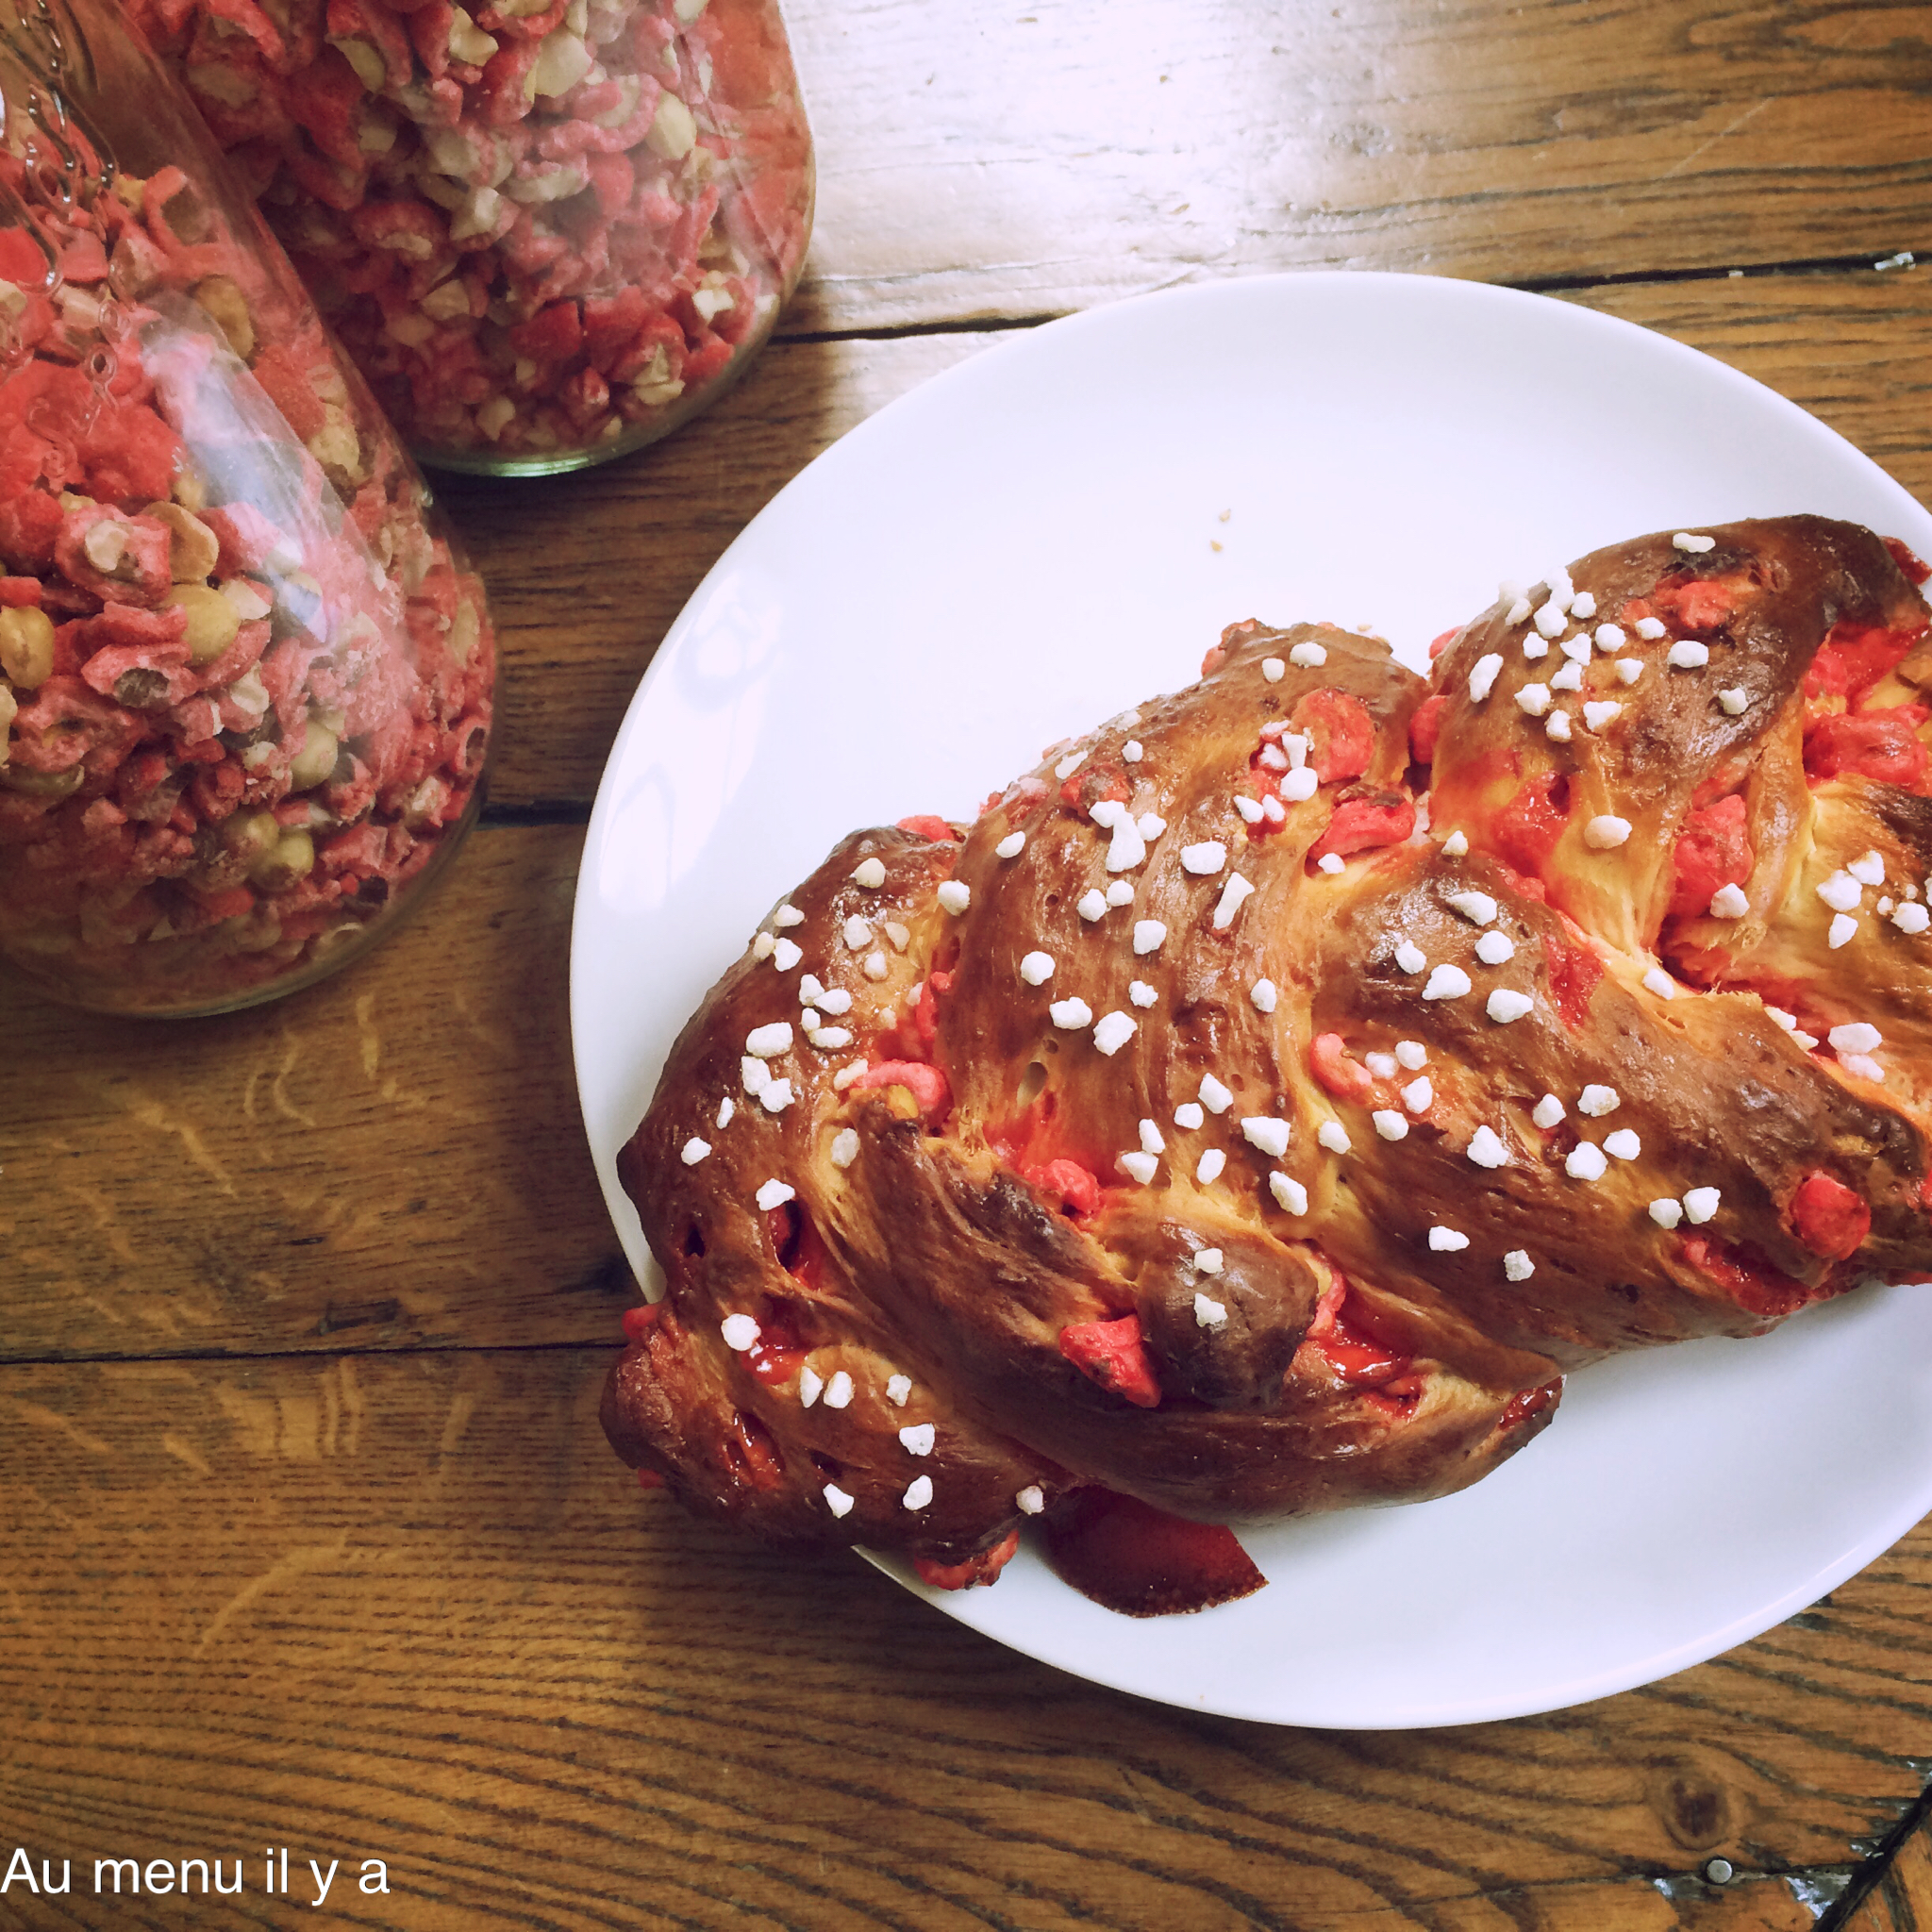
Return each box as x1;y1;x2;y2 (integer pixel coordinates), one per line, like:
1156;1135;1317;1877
572;272;1932;1728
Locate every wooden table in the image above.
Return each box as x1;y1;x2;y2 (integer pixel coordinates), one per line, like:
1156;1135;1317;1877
7;3;1932;1924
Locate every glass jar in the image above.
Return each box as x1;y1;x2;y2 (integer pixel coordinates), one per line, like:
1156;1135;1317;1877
0;0;496;1016
131;0;816;475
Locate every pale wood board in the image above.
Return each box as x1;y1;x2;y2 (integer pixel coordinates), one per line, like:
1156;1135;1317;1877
777;0;1932;335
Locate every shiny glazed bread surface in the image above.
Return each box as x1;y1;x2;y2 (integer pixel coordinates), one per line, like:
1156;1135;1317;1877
605;515;1932;1571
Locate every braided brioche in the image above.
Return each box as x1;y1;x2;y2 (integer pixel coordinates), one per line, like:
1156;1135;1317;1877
604;514;1932;1615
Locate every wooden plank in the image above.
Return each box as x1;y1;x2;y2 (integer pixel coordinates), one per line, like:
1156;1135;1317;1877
1411;1878;1819;1930
0;1347;1926;1928
0;824;620;1362
447;273;1932;812
1565;272;1932;511
1835;1801;1932;1931
1878;1814;1932;1923
777;0;1932;335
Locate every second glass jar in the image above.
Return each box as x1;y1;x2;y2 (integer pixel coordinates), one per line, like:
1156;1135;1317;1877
132;0;816;475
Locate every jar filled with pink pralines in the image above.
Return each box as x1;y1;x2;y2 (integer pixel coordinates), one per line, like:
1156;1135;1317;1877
0;0;495;1015
131;0;816;475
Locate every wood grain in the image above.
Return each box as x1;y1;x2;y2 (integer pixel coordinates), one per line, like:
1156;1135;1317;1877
778;0;1932;335
1414;1883;1818;1930
1567;272;1932;508
0;825;619;1363
445;271;1932;811
0;1348;1925;1930
1831;1807;1932;1932
1824;1792;1932;1932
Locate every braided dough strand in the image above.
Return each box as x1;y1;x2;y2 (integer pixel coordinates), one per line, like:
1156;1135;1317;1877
607;516;1932;1590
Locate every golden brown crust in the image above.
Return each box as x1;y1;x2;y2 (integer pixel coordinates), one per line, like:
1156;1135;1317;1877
606;517;1932;1573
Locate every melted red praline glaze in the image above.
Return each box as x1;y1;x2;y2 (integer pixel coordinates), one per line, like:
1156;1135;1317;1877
1302;1280;1424;1418
1668;794;1753;922
1041;1489;1267;1617
1498;1381;1562;1432
1494;771;1571;875
1677;1233;1850;1322
914;1529;1022;1592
